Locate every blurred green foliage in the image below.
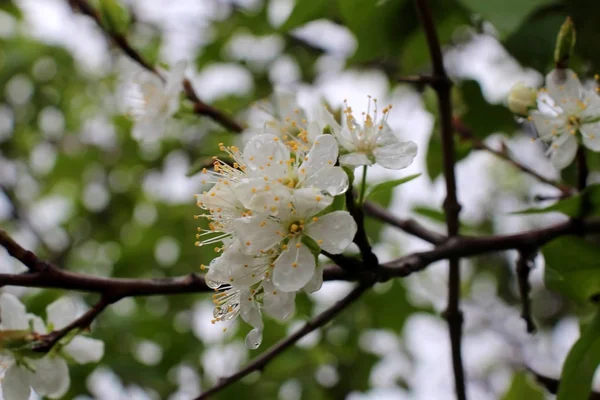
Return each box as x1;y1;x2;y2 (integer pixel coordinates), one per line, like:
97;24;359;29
2;0;600;398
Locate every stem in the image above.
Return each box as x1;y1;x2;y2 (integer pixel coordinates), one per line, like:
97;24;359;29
358;165;368;205
414;0;466;398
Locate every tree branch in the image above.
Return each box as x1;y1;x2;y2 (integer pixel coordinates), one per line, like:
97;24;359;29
345;190;379;268
577;146;589;192
414;1;465;398
363;200;446;244
67;0;243;133
453;117;574;195
516;249;537;333
33;296;112;353
195;282;371;399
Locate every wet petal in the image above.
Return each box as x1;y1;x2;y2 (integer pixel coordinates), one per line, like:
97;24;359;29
273;239;316;292
530;111;565;140
550;134;578;169
2;364;31;400
581;122;600;151
263;279;295;320
373;135;417;170
546;68;582;114
63;336;105;364
243;134;290;179
299;134;339;176
302;165;349;196
0;293;28;330
233;215;283;255
303;264;324;294
28;356;70;398
305;211;356;254
46;297;77;330
339;152;372;167
291;188;333;217
245;328;263;350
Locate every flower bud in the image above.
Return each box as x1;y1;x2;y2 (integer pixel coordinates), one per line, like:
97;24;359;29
98;0;130;36
507;83;537;116
554;17;576;69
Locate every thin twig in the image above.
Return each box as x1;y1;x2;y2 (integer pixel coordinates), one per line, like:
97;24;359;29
576;146;589;192
195;283;371;399
33;296;112;353
414;0;466;399
345;190;379;268
516;249;537;333
453;117;573;195
68;0;243;133
363;200;446;244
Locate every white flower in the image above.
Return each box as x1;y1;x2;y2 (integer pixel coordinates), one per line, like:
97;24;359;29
245;90;323;147
530;69;600;169
0;294;104;400
127;61;187;141
233;189;357;292
323;98;418;169
507;82;538;116
239;133;349;197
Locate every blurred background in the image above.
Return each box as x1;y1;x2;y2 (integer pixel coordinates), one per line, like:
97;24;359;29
1;0;600;399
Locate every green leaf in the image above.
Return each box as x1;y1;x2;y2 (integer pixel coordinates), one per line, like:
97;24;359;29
557;306;600;400
543;236;600;305
458;80;517;138
337;0;405;61
280;0;330;31
501;372;544;400
457;0;557;37
365;174;420;200
513;184;600;217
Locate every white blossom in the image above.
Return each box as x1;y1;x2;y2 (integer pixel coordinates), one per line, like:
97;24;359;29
0;294;104;400
530;69;600;169
323;98;418;169
127;61;186;141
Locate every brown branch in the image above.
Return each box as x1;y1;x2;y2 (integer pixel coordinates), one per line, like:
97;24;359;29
195;283;371;399
345;190;379;268
453;117;573;195
363;200;446;245
577;146;589;192
516;249;537;333
414;1;466;399
67;0;243;133
33;296;112;353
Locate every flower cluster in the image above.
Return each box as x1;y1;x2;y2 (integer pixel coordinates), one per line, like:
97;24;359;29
0;294;104;400
508;69;600;169
195;94;417;348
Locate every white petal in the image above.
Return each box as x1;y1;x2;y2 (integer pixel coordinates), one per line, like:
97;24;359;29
303;263;324;294
318;106;342;137
0;293;28;330
263;279;295;320
63;336;105;364
339;152;372;167
239;291;263;330
2;364;31;400
165;60;187;95
302;165;349;196
29;314;47;334
291;188;333;217
245;328;263;350
546;68;582;114
299;134;339;175
550;134;578;169
305;211;357;254
243;134;289;179
530;111;565;139
28;356;70;398
233;215;283;255
233;178;291;215
272;90;303;120
46;298;77;330
581;122;600;151
374;134;418;170
273;239;316;292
